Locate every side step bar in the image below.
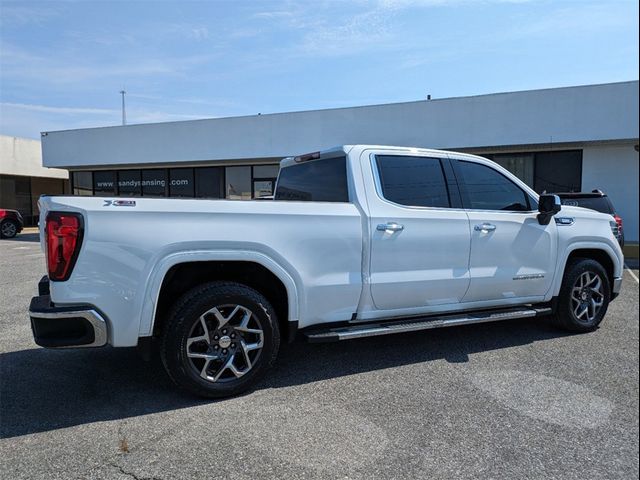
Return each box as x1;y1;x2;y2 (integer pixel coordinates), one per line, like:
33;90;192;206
304;307;552;343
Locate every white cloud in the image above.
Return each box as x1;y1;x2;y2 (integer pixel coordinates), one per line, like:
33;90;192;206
0;101;209;139
0;102;116;116
0;41;218;86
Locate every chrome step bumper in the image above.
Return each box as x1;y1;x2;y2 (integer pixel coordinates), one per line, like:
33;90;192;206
29;294;108;348
304;307;552;343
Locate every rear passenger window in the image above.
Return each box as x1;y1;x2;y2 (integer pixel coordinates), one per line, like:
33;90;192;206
456;161;530;211
275;156;349;202
375;155;450;208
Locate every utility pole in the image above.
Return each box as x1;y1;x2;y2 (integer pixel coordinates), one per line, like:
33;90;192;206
120;89;127;125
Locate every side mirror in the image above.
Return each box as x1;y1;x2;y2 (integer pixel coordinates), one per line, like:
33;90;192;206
537;194;561;225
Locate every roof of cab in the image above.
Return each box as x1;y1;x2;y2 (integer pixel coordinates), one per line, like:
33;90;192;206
279;144;481;168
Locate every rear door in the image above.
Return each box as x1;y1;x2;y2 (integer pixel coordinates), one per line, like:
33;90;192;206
366;152;471;312
452;158;557;303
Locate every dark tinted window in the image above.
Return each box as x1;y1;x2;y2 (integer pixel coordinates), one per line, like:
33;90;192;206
559;196;612;214
375;155;449;207
169;168;194;197
142;169;168;197
457;161;530;211
118;170;142;197
195;167;224;198
73;171;93;196
275;156;349;202
93;171;117;196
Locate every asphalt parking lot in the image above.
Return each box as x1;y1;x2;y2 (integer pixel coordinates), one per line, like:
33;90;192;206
1;233;638;480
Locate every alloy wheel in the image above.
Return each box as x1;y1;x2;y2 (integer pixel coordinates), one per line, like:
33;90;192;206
185;304;264;383
570;271;604;324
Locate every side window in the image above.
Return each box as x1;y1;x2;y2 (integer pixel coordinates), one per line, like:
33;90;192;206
275;156;349;202
456;161;531;211
375;155;450;208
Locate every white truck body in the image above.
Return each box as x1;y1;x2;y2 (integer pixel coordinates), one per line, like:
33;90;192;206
35;145;624;347
30;145;623;396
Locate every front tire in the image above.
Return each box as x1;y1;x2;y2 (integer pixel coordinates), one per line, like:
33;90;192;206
160;281;280;398
552;258;611;332
0;220;18;239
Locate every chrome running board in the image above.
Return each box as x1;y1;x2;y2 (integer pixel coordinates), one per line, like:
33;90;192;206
304;307;552;343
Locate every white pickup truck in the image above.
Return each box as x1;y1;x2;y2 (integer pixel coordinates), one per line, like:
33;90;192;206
30;145;624;397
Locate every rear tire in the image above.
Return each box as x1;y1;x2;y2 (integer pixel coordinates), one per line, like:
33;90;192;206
160;281;280;398
552;258;611;332
0;220;18;239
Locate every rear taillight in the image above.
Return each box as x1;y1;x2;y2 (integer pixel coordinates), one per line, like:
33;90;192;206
46;212;83;281
614;214;623;233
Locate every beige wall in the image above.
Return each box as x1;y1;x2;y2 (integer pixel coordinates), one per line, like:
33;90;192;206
0;135;68;179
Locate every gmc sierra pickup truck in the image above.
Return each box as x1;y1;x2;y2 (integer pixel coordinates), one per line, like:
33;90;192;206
30;145;624;397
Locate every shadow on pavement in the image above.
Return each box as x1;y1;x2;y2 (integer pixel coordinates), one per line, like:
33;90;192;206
4;233;41;243
1;317;570;439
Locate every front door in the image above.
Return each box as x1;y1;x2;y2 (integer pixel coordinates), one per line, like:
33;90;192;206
367;154;471;311
452;159;557;303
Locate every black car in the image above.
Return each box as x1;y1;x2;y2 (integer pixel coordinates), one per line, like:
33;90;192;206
0;209;24;239
555;190;624;247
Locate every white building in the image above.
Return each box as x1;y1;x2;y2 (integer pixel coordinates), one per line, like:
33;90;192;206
40;81;639;251
0;135;69;225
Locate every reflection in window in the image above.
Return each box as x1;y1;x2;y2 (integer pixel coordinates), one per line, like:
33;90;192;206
73;172;93;196
169;169;194;197
93;171;117;196
225;166;252;200
375;156;449;208
195;167;224;198
118;170;142;197
142;169;167;197
492;154;534;187
253;164;280;178
253;180;274;198
457;161;530;211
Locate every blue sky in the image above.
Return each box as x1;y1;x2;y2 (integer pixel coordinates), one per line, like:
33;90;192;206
0;0;638;139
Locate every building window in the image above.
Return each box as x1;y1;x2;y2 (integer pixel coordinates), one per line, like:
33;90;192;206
225;166;252;200
118;170;142;197
194;167;223;198
142;169;168;197
492;154;534;187
169;168;195;197
72;171;93;196
252;164;279;199
534;150;582;193
70;162;285;200
484;149;582;194
93;171;117;196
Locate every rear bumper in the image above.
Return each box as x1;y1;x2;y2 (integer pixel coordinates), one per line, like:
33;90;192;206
29;286;108;348
612;276;623;299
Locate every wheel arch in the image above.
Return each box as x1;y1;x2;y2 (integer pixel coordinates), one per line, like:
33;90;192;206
139;251;300;342
553;243;621;296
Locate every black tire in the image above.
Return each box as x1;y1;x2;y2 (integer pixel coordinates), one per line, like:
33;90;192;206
160;281;280;398
0;220;18;239
552;258;611;332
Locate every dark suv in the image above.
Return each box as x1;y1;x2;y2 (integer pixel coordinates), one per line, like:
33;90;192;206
0;209;24;239
555;190;624;247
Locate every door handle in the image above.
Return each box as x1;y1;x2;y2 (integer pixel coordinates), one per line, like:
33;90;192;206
474;223;497;232
377;222;404;233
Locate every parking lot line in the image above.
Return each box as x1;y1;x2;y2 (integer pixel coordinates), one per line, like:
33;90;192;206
624;264;639;284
